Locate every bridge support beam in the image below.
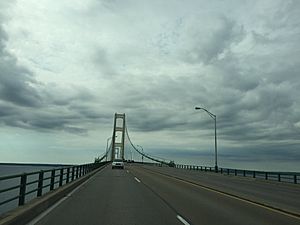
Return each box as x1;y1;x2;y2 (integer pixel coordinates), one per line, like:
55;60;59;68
111;113;126;161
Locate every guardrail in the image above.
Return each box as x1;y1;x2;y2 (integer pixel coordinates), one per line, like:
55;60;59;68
175;164;299;184
0;162;108;214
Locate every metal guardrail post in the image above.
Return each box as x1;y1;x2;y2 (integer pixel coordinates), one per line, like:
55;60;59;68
59;169;63;186
50;170;55;190
253;171;256;178
278;174;281;182
37;171;44;197
234;169;237;176
72;167;75;181
220;168;223;174
19;174;27;206
265;172;268;180
209;167;212;172
66;168;70;183
294;175;297;184
243;170;246;177
227;168;229;175
76;166;79;179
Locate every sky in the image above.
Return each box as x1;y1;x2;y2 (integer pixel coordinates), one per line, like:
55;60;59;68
0;0;300;171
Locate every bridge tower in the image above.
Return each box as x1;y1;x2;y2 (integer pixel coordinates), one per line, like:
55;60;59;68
111;113;126;161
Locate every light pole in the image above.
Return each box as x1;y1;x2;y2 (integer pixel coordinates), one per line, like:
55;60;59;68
195;106;218;172
106;137;112;162
137;145;144;163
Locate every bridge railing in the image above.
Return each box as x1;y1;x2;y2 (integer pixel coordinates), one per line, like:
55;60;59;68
174;164;299;184
0;162;108;215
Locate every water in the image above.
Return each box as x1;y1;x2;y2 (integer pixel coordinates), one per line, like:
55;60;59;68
0;163;71;216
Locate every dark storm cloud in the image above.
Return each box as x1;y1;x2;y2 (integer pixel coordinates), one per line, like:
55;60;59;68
1;106;90;135
114;3;300;162
218;144;300;163
0;25;106;134
1;0;300;165
0;26;42;107
153;145;300;163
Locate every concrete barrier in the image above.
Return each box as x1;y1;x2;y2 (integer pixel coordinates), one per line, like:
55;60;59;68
0;163;108;225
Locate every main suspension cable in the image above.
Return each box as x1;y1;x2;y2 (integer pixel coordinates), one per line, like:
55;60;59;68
125;124;175;166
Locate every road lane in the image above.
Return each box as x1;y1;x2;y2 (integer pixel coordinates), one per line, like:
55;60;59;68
130;165;300;225
137;164;300;214
28;165;181;225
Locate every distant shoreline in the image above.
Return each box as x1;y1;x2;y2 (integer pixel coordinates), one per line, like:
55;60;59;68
0;162;76;167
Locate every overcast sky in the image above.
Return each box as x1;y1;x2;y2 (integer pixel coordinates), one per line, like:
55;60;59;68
0;0;300;171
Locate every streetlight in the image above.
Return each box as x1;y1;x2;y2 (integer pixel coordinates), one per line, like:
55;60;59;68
195;106;218;172
137;145;144;163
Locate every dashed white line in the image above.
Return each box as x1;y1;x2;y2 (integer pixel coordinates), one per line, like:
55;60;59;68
177;215;190;225
134;177;141;183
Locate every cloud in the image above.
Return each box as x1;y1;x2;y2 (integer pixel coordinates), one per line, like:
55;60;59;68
0;24;42;107
181;16;245;64
1;0;300;168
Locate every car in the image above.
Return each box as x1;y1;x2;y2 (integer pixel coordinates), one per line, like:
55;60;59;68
112;159;124;169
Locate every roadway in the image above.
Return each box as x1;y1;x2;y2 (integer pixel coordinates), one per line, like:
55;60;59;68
27;164;300;225
138;164;300;214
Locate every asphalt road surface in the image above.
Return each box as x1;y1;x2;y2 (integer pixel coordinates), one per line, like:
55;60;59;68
138;164;300;214
27;164;300;225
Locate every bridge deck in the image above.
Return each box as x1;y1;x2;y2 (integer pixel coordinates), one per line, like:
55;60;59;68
27;164;300;225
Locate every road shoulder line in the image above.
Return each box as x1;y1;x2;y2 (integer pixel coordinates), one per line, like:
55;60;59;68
177;215;190;225
134;177;141;183
140;166;300;220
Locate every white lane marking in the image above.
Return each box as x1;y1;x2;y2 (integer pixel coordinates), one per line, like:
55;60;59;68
147;168;300;220
26;175;95;225
134;177;141;183
177;215;190;225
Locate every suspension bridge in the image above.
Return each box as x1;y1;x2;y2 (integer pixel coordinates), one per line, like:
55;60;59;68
98;113;175;167
0;113;299;225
